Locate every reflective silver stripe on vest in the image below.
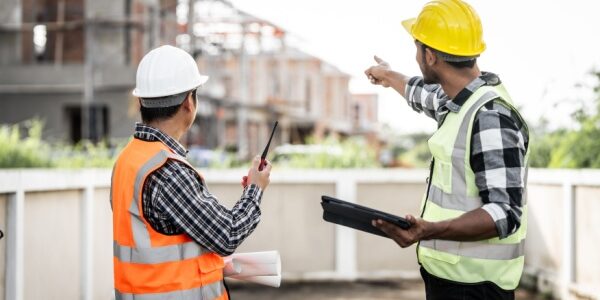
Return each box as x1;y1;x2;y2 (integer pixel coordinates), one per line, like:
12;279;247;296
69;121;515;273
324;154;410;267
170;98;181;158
114;240;208;264
451;90;500;197
115;281;225;300
420;239;525;260
428;184;481;212
117;149;209;253
127;150;172;248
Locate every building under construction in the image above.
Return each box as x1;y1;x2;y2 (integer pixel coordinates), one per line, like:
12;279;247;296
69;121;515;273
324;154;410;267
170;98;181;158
0;0;380;159
0;0;178;144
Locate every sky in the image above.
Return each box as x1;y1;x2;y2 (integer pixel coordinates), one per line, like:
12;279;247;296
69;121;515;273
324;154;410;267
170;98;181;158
230;0;600;134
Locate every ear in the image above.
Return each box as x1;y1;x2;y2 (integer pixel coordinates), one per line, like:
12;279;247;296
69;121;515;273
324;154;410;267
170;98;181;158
181;92;195;112
425;47;437;66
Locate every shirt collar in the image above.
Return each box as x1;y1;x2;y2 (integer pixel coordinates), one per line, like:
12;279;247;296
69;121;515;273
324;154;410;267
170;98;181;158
133;123;188;157
443;72;501;113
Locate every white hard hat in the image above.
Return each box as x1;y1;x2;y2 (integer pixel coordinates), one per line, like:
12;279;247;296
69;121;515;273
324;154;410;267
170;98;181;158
132;45;209;101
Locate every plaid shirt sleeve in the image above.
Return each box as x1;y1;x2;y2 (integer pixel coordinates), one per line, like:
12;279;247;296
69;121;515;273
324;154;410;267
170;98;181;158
142;160;263;256
404;76;452;122
471;101;529;239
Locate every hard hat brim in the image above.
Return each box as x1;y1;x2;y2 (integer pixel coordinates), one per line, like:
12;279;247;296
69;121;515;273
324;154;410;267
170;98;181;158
132;75;209;98
401;18;416;36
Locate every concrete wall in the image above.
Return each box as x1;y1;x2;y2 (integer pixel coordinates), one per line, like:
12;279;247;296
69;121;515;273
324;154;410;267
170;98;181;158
356;183;423;274
23;190;82;300
575;186;600;289
0;194;6;300
1;169;600;299
92;188;113;300
209;183;337;275
524;184;564;273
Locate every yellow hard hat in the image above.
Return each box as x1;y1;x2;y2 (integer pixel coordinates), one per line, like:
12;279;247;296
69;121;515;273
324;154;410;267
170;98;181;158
402;0;485;57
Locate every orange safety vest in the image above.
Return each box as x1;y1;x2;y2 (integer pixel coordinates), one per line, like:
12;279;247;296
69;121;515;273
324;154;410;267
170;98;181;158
111;138;228;300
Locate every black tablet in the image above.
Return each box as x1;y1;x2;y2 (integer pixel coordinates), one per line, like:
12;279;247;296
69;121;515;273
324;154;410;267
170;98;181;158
321;195;411;238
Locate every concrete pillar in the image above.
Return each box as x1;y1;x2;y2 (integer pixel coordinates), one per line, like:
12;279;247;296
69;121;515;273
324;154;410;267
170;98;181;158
85;0;127;66
0;0;22;65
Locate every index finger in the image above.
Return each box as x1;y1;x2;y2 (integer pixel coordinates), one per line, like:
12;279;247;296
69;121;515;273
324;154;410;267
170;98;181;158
251;156;261;168
262;160;272;172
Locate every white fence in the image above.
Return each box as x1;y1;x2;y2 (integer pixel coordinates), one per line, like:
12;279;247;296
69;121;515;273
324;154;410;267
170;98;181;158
1;169;599;300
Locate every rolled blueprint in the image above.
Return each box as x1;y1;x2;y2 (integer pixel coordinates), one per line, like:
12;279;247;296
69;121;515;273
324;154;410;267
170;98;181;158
223;251;281;288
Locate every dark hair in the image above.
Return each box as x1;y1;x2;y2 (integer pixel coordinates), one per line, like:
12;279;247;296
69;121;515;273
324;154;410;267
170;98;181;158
446;59;476;69
419;42;477;69
139;89;195;123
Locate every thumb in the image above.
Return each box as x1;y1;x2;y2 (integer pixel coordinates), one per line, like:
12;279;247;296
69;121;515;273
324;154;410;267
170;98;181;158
405;214;417;225
374;55;384;64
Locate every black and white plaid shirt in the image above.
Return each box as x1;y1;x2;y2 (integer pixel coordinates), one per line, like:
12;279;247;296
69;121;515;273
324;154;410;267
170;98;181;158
135;123;263;256
405;72;529;239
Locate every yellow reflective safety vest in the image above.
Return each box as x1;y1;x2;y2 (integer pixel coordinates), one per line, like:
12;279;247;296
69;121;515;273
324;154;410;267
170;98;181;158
418;82;529;291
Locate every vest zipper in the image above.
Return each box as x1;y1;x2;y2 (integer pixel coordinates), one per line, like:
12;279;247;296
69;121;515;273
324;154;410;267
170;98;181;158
417;112;447;264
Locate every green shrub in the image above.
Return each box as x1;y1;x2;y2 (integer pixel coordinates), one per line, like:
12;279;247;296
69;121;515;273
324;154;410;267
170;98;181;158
270;136;380;169
0;119;123;169
0;120;52;168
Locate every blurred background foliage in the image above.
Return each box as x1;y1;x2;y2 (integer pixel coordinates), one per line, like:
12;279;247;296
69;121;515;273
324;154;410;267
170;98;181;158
3;71;600;169
0;119;125;168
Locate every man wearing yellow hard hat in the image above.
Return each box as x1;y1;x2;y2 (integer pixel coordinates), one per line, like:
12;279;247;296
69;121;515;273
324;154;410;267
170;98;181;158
365;0;529;299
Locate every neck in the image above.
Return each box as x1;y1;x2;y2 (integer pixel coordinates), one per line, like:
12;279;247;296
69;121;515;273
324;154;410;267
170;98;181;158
147;119;185;141
438;66;481;100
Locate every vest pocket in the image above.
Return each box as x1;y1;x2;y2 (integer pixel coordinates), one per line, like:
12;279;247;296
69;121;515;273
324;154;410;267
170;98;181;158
197;253;225;287
198;253;225;274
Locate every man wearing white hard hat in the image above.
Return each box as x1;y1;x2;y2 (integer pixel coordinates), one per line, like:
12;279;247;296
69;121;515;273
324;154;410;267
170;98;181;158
110;45;271;299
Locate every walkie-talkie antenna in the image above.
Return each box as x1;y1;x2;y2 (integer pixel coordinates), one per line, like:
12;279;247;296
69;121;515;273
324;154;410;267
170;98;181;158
242;121;279;186
261;121;278;160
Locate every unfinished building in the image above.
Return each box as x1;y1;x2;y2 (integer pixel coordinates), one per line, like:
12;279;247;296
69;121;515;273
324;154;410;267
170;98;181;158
0;0;380;160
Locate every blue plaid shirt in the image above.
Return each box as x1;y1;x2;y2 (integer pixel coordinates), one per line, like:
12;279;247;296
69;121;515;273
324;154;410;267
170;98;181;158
134;123;263;255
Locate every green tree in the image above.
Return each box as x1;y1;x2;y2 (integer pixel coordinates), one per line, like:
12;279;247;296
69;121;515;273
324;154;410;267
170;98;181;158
530;71;600;168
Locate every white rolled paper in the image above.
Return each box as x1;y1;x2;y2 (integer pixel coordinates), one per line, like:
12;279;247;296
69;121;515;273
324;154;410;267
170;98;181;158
223;251;281;288
228;275;281;288
222;257;242;277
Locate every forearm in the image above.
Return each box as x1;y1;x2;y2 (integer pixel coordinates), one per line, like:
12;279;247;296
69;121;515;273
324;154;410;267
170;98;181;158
170;183;263;256
221;184;264;251
382;69;411;98
425;208;498;241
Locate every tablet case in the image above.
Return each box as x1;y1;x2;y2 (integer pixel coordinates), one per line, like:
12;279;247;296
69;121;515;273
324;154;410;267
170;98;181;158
321;195;411;239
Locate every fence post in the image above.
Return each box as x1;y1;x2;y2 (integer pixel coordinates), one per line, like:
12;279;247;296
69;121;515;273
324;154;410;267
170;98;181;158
561;181;576;299
81;177;95;300
335;174;357;280
6;188;25;300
